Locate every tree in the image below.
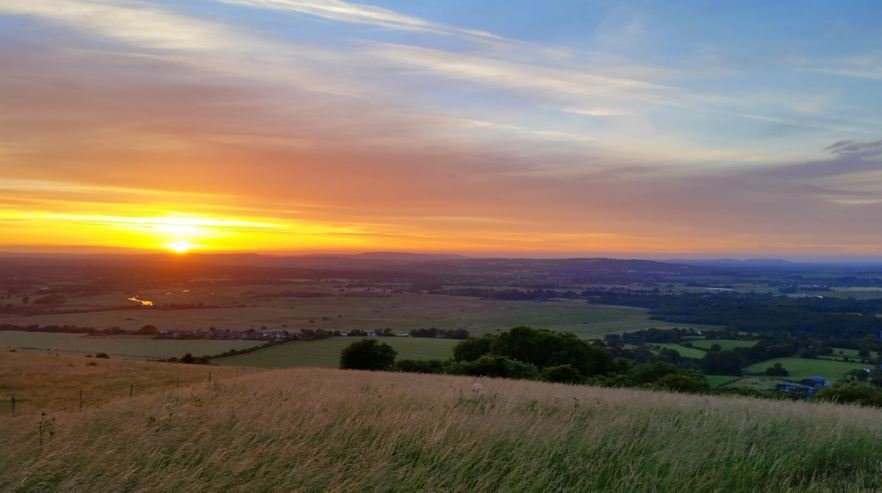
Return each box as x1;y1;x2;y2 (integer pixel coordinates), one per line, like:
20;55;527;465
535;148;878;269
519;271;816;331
701;350;743;375
764;362;789;377
340;339;397;371
453;336;493;362
491;326;612;377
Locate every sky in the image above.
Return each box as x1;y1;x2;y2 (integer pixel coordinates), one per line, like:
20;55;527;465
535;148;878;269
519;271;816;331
1;0;881;258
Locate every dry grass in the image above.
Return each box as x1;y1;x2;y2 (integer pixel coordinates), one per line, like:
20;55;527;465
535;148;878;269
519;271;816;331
0;352;246;415
3;361;882;492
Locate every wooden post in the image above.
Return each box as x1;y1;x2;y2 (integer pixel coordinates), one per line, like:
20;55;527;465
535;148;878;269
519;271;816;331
129;383;134;397
10;396;15;417
208;371;212;383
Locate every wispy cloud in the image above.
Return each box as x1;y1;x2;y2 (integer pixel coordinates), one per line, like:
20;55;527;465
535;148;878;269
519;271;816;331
217;0;508;43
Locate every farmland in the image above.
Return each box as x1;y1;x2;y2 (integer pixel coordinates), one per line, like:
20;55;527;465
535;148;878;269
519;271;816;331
3;360;882;492
216;337;458;368
0;331;261;360
0;283;704;339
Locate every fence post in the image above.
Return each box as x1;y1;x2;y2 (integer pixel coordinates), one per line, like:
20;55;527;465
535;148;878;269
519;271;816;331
10;396;15;417
129;384;134;397
208;371;212;383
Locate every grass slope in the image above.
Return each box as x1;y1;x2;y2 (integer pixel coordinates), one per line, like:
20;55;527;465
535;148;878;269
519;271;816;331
0;352;245;415
215;337;458;368
3;364;882;491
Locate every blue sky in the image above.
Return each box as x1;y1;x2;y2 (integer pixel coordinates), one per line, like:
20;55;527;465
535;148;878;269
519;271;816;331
0;1;881;257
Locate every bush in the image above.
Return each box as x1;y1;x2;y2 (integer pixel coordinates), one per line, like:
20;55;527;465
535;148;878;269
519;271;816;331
817;382;882;407
340;339;397;371
540;364;584;384
650;373;710;394
94;353;110;359
451;355;538;380
395;359;445;374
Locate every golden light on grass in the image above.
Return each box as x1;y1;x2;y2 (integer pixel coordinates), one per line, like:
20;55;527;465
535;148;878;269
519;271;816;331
4;358;882;491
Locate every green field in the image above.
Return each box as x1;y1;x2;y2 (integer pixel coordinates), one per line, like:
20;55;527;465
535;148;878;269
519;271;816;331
652;343;706;359
0;284;713;339
690;339;758;350
744;357;871;381
0;331;261;360
720;376;789;391
705;375;741;388
216;337;458;368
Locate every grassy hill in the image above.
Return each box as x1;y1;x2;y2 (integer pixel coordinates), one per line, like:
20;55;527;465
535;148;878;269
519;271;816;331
3;355;882;492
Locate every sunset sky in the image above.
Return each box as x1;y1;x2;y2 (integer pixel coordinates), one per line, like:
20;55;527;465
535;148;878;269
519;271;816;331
1;1;881;258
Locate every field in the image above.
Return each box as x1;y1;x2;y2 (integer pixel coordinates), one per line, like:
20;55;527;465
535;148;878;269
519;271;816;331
745;357;871;381
216;337;458;368
0;352;246;415
652;342;706;359
689;339;758;350
3;358;882;492
0;331;262;360
0;283;709;339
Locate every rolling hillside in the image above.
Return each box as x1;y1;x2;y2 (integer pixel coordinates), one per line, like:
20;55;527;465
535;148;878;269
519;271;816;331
2;354;882;492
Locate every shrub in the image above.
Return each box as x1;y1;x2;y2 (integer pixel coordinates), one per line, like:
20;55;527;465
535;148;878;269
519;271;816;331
540;364;584;384
395;359;445;374
817;382;882;407
452;355;538;380
94;353;110;359
650;373;710;394
340;339;397;371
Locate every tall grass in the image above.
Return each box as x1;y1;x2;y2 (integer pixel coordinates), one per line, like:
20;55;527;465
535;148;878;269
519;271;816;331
3;366;882;492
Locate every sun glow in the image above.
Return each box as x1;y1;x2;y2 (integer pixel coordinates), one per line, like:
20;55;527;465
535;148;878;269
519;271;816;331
166;240;194;253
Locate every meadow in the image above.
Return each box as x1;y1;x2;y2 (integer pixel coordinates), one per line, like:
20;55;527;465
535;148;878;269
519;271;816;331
0;283;705;339
3;358;882;492
0;352;245;415
216;337;458;369
0;331;261;360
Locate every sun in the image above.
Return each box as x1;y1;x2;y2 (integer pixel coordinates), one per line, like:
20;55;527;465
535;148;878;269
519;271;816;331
166;240;193;254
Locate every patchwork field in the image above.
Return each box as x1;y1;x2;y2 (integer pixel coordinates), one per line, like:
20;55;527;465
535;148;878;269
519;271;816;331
0;284;708;338
3;361;882;492
216;337;458;369
0;331;262;360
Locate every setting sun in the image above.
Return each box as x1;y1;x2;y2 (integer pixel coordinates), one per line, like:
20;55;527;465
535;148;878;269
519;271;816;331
166;240;193;254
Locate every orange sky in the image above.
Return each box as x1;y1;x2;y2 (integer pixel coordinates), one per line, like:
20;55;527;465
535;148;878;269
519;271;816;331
2;1;881;258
